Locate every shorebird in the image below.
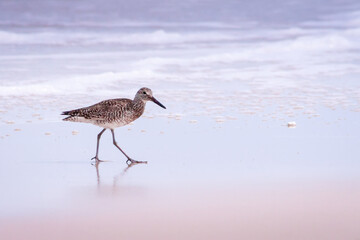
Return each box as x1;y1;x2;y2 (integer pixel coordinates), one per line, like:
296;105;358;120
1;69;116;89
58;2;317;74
62;87;166;164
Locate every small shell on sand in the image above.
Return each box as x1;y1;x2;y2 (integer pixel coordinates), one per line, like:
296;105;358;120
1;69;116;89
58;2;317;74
45;132;51;135
72;131;79;135
14;129;21;131
141;130;146;133
287;121;296;128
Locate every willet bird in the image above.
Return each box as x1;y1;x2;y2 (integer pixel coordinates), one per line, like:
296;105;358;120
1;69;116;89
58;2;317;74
62;87;166;164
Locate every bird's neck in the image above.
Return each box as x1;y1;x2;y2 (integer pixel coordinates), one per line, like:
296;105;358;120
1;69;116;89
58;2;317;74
132;98;146;111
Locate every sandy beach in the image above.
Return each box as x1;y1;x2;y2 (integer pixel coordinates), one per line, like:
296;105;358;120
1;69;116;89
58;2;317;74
1;0;360;239
1;111;359;239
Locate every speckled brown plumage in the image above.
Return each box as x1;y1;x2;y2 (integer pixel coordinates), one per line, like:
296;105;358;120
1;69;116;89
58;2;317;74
62;98;145;128
62;87;166;164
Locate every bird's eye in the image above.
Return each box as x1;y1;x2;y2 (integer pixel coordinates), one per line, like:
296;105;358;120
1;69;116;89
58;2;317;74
143;91;146;94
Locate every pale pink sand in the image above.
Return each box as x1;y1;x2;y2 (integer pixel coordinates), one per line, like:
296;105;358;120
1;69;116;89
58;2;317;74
1;184;359;240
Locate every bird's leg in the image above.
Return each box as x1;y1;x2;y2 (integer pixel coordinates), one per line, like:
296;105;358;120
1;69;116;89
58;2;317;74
91;128;106;162
110;129;147;164
110;129;132;160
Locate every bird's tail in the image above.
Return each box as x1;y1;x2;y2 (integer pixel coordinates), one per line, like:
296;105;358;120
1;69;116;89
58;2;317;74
62;115;76;121
63;115;90;122
62;110;78;121
61;110;74;115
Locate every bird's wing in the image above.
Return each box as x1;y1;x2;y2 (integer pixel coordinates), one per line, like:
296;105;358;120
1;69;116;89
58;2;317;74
62;98;131;120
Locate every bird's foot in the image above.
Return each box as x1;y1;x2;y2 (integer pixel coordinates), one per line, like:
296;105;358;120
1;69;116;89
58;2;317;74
126;158;148;165
91;156;105;162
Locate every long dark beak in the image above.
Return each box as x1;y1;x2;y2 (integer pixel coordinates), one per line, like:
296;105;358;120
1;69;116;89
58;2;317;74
151;96;166;109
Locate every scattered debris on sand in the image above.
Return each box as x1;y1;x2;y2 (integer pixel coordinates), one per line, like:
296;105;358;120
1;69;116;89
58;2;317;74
287;121;296;128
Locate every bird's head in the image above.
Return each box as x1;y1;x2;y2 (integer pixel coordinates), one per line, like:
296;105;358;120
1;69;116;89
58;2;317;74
135;87;166;109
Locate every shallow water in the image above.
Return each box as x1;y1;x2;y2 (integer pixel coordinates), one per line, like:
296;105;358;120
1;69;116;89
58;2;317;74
1;0;360;239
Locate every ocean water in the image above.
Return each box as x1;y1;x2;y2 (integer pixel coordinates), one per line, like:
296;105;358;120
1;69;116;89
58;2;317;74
0;0;360;121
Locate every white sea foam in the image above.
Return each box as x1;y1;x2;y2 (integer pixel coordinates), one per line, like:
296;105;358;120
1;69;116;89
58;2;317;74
0;24;359;97
0;29;239;46
0;4;360;117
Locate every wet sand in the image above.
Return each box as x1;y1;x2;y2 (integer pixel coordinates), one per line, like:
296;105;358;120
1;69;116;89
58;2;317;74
0;109;359;239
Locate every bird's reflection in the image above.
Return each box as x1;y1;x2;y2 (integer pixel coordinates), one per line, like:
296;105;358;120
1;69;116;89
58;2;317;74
93;160;146;194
